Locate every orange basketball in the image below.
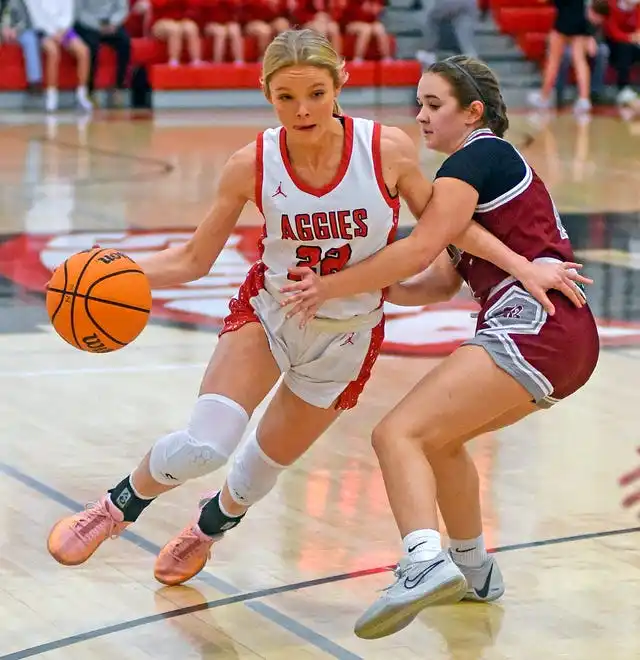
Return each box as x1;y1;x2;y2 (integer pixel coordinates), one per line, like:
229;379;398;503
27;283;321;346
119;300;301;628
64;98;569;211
46;247;152;353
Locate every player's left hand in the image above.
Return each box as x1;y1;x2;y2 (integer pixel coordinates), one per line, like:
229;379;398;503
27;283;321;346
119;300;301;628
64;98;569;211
279;267;326;327
517;261;592;316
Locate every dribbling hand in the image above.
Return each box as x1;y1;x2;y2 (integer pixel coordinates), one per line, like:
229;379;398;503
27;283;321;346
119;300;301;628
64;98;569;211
517;261;592;316
44;243;101;291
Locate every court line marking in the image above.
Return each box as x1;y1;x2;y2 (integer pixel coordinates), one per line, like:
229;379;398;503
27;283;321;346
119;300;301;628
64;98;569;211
1;461;639;660
0;462;362;660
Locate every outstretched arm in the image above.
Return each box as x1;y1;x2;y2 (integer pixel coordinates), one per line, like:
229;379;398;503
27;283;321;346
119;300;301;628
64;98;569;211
371;126;542;283
136;142;255;288
281;136;590;322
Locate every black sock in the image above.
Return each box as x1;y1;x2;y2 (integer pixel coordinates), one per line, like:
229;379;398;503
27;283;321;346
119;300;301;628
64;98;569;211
198;492;245;537
108;475;155;523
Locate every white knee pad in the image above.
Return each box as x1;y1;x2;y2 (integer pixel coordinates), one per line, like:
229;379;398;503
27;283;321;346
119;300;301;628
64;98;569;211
149;394;249;486
226;430;286;507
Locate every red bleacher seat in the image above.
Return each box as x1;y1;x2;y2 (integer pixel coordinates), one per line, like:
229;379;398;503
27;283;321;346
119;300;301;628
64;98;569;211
496;6;556;34
517;33;547;62
378;59;421;86
0;34;397;92
490;0;542;7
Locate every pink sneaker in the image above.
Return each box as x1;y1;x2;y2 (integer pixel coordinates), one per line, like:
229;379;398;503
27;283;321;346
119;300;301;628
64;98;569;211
154;492;220;586
47;495;129;566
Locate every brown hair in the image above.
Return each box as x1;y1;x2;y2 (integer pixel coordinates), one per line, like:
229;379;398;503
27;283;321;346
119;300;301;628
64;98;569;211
428;55;509;138
261;29;347;115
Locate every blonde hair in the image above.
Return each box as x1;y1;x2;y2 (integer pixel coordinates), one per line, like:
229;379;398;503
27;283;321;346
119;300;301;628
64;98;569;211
261;29;347;115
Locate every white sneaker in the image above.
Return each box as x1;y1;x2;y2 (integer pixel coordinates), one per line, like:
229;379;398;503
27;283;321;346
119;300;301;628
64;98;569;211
573;97;592;115
617;86;638;106
454;554;505;602
45;87;58;113
76;86;93;113
415;50;437;68
354;551;467;640
527;90;553;110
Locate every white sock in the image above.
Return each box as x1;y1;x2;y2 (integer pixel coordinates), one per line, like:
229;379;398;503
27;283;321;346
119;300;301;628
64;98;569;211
217;491;242;519
402;529;441;562
128;472;155;501
449;534;488;568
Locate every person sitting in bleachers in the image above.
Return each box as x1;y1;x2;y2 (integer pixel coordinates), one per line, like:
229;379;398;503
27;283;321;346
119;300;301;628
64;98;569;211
150;0;202;66
125;0;152;37
340;0;391;63
293;0;343;55
74;0;132;108
23;0;93;111
604;0;640;105
200;0;244;64
1;0;43;98
244;0;290;59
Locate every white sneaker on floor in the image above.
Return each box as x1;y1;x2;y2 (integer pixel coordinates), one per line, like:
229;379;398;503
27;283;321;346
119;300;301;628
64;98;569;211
354;551;467;640
453;554;505;602
45;87;58;113
415;50;437;68
527;90;553;110
617;86;638;106
573;97;592;115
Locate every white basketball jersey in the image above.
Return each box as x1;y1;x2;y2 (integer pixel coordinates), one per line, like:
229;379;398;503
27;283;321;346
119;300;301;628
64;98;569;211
256;116;400;320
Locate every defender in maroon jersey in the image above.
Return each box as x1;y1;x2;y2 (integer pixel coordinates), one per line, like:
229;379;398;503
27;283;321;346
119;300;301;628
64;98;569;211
281;54;600;640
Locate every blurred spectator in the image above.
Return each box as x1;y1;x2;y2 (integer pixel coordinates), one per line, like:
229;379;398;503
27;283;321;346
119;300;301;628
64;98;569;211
604;0;640;105
527;0;593;114
126;0;152;36
0;0;43;96
244;0;288;58
73;1;132;107
200;0;244;63
556;0;611;105
23;0;93;111
478;0;490;21
341;0;391;62
294;0;343;55
415;0;480;68
150;0;201;66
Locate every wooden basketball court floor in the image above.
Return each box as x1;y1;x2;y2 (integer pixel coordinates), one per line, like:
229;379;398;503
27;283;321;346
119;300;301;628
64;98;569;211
0;106;639;660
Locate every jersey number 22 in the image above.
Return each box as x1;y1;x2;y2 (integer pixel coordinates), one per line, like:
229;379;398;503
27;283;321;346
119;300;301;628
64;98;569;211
288;244;352;280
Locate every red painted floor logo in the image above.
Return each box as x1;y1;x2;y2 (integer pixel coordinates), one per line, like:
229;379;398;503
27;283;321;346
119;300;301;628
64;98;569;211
0;229;639;355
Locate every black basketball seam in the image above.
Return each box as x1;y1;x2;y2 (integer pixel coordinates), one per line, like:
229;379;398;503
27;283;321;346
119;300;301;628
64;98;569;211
84;310;127;348
84;269;150;299
49;258;69;325
47;287;151;314
70;248;109;349
83;298;127;347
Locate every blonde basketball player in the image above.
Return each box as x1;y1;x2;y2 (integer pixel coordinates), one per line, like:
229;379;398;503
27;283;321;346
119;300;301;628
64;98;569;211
47;30;588;588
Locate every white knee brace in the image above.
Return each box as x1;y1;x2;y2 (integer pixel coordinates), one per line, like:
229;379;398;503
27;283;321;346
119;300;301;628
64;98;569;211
226;430;286;507
149;394;249;486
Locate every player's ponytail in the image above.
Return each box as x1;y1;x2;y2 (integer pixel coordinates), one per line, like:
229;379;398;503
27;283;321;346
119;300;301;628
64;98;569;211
261;29;347;115
429;56;510;138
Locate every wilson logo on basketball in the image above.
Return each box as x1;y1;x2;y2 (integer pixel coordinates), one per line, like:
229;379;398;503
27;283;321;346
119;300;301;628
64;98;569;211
98;251;133;265
0;229;639;355
83;333;110;353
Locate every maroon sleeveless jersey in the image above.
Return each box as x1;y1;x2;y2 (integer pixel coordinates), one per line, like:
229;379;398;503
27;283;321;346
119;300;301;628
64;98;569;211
437;128;575;304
